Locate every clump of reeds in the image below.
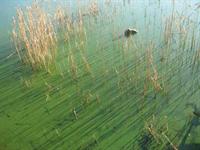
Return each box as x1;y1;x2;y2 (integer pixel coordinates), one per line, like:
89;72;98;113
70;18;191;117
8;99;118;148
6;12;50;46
55;6;92;77
55;6;73;42
145;118;162;144
163;16;173;47
12;2;57;70
146;43;162;92
68;50;78;80
88;1;99;17
11;1;99;78
145;115;177;150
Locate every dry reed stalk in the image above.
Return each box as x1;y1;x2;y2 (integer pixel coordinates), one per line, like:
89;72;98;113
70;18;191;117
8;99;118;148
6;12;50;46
55;6;73;42
146;122;178;149
80;52;91;74
146;43;162;92
68;50;78;80
164;17;173;47
151;67;162;91
55;5;92;77
75;10;92;75
145;115;174;148
146;47;151;82
12;17;22;60
143;83;147;98
146;125;161;144
88;1;99;17
162;133;178;150
145;116;162;144
76;9;87;43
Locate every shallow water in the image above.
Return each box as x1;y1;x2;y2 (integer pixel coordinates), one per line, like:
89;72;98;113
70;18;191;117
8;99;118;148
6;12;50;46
0;0;200;150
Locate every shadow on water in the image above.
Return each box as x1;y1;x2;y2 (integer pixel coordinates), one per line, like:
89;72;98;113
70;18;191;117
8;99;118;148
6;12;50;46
137;131;154;150
178;103;200;150
179;144;200;150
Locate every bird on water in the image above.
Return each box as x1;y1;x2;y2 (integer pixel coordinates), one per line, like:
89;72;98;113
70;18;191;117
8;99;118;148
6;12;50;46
112;28;138;41
124;28;138;38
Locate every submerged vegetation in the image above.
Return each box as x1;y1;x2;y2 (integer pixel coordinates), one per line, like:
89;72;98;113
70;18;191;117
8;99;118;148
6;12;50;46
0;0;200;149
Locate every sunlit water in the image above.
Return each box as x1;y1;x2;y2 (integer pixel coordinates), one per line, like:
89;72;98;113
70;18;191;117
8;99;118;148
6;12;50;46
1;0;200;149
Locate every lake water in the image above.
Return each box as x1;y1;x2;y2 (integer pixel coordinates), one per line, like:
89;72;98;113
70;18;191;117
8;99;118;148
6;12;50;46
0;0;200;149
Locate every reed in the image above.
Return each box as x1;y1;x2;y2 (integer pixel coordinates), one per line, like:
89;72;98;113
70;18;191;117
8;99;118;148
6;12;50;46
81;52;92;75
146;43;162;92
145;115;177;149
162;133;178;150
164;15;173;47
145;116;162;144
88;1;99;17
55;6;93;77
55;6;73;42
68;50;78;80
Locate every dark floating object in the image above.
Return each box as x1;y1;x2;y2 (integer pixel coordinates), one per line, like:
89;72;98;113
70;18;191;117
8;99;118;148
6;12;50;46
124;28;138;38
193;111;200;117
112;28;138;41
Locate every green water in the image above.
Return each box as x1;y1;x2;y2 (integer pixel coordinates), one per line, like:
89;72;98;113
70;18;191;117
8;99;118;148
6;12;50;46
1;0;200;149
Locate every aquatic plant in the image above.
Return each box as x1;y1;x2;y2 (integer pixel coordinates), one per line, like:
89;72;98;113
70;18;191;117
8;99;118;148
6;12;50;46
145;115;178;150
12;2;57;70
146;43;162;92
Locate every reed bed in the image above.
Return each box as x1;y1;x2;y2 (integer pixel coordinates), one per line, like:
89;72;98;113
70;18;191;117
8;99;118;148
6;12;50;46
12;3;57;70
12;1;94;77
54;5;93;79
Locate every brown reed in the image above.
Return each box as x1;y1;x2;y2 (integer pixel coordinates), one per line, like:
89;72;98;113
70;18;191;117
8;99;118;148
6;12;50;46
146;43;162;92
88;1;99;17
68;50;78;80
